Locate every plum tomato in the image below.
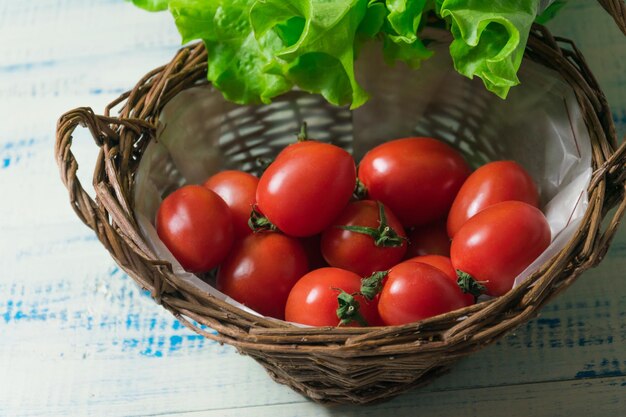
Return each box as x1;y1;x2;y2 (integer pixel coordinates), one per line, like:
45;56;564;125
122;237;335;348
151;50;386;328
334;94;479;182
405;221;450;258
447;160;539;238
358;137;470;228
321;200;407;276
451;201;551;297
285;268;382;327
204;170;259;239
378;262;468;326
256;140;356;237
216;232;308;320
156;185;234;273
403;255;474;306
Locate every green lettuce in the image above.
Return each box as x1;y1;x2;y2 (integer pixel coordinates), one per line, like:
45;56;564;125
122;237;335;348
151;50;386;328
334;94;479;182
169;0;293;104
250;0;373;108
130;0;169;12
131;0;553;106
437;0;540;98
381;0;433;68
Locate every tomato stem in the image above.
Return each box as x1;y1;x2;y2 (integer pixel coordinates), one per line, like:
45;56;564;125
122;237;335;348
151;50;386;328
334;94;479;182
248;205;278;233
255;157;273;174
339;201;406;247
360;271;388;301
297;122;309;142
353;178;368;200
456;270;487;301
335;290;368;327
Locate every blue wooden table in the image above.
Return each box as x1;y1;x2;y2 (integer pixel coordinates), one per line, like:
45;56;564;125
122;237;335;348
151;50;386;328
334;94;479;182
1;1;625;416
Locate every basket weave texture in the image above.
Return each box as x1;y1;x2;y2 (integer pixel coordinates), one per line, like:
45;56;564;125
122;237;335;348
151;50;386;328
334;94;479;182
55;4;626;405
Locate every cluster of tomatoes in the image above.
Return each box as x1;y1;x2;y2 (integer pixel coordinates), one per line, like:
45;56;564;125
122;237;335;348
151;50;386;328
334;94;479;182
156;128;551;327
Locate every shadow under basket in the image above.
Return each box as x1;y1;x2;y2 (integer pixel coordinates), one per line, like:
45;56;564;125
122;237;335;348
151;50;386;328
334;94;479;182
56;17;626;405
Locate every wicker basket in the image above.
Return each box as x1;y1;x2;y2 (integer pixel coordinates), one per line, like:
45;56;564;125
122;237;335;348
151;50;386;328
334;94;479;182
55;3;626;405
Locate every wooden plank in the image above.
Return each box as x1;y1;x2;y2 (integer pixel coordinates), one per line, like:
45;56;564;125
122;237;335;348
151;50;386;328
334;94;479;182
172;376;626;417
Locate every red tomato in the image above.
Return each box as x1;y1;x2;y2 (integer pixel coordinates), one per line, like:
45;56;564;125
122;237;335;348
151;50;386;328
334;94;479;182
204;170;259;239
447;160;539;238
451;201;551;297
257;141;356;237
403;255;474;306
405;221;450;258
285;268;382;327
358;137;470;228
321;200;407;276
378;262;468;325
156;185;233;273
216;233;308;320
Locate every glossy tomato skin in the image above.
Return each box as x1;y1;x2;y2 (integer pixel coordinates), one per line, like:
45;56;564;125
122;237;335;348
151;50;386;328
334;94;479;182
285;268;382;327
403;255;474;306
321;200;407;276
451;201;551;297
257;141;356;237
378;262;468;326
204;170;259;239
216;232;308;320
156;185;234;273
358;137;471;228
405;221;450;258
447;160;539;238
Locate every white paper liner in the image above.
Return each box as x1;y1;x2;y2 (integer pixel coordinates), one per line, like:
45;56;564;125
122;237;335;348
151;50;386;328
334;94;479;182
132;41;592;321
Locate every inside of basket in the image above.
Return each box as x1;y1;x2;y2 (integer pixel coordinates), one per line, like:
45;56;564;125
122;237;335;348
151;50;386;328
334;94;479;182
132;41;592;320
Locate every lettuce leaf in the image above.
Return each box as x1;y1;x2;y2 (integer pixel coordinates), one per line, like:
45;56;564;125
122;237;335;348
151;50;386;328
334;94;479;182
381;0;433;68
130;0;169;12
437;0;540;98
250;0;373;108
535;0;566;24
169;0;293;104
131;0;554;106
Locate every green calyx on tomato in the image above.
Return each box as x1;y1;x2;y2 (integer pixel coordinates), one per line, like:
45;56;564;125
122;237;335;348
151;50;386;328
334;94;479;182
248;205;277;233
360;271;388;301
456;270;487;301
297;122;309;143
353;178;368;201
339;201;406;248
336;291;367;327
255;157;273;174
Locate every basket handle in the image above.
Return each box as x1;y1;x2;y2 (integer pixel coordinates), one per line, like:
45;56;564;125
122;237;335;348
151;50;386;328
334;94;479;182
597;0;626;34
55;107;154;232
55;107;177;295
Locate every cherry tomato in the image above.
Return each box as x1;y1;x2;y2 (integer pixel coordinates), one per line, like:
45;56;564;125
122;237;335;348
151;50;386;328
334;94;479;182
378;262;468;325
358;137;470;228
204;170;259;239
216;232;308;320
257;140;356;237
451;201;551;297
405;221;450;258
321;200;407;276
403;255;474;306
447;160;539;238
156;185;233;273
285;268;382;327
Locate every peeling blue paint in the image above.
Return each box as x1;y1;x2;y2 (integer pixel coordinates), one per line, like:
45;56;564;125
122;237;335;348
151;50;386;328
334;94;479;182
536;318;561;329
575;359;626;379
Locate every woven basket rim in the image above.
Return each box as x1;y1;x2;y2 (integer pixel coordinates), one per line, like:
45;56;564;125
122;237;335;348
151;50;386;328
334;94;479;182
54;15;626;404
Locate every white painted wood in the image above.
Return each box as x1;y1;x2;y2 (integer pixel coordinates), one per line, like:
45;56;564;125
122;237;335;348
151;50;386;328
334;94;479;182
1;1;625;416
175;376;626;417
